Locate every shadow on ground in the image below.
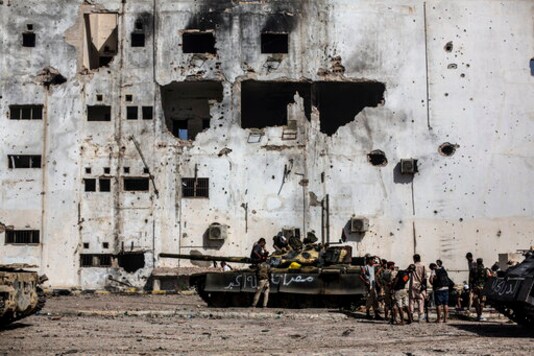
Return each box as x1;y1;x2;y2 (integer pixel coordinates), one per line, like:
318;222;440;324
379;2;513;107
0;322;31;332
450;322;531;338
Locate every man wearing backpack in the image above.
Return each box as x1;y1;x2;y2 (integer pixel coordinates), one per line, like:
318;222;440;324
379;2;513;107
391;264;414;325
429;262;450;323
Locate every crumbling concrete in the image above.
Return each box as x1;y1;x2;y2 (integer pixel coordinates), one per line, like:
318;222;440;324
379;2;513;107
1;0;534;289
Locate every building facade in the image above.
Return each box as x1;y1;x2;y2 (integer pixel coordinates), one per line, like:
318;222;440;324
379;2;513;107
1;0;533;289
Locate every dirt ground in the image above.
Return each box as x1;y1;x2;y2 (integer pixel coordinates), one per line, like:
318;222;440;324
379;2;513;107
1;293;533;355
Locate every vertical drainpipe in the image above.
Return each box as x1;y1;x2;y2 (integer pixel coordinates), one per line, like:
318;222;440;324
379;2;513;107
40;91;49;278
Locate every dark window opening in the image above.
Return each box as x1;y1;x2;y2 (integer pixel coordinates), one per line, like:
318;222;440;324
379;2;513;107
142;106;153;120
439;142;458;157
143;168;149;174
8;155;41;169
131;32;145;47
124;177;149;191
96;94;103;101
83;243;89;249
126;106;138;120
87;105;111;121
83;13;118;69
103;242;109;249
367;150;388;166
125;95;133;102
9;105;43;120
261;33;288;54
27;24;33;31
104;167;110;174
182;32;216;54
22;32;36;47
315;81;386;135
80;254;112;267
161;81;223;140
241;81;385;135
123;167;130;174
241;81;312;129
85;167;92;174
530;58;534;76
117;252;145;273
84;178;96;192
182;177;209;198
99;178;111;192
5;230;40;244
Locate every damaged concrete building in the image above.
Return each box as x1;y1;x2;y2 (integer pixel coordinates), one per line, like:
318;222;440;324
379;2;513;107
1;0;533;289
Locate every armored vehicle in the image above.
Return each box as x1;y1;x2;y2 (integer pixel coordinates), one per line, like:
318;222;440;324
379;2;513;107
0;265;47;326
484;251;534;327
160;245;366;308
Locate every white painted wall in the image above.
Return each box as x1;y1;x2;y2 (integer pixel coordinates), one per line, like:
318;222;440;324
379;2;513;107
1;0;533;288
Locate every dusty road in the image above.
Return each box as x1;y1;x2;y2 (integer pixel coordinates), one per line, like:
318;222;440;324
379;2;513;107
1;293;533;355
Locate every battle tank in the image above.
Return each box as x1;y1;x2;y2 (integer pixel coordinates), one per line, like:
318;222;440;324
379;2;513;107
160;244;367;308
484;250;534;327
0;264;47;326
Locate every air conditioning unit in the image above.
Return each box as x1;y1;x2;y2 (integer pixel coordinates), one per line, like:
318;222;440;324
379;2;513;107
208;223;228;240
400;159;418;175
350;217;369;233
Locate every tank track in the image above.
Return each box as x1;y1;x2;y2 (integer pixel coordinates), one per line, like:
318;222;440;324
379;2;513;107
491;301;534;328
0;287;46;326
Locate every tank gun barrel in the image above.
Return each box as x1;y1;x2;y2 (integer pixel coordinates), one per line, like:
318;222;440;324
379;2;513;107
159;253;253;264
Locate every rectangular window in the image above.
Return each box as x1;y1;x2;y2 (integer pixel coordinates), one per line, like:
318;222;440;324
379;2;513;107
182;177;209;198
80;254;113;267
99;178;111;192
7;155;41;169
123;177;149;191
22;32;36;47
87;105;111;121
9;105;43;120
182;32;216;54
261;33;289;54
126;106;138;120
84;178;96;192
5;230;40;244
131;32;145;47
142;106;153;120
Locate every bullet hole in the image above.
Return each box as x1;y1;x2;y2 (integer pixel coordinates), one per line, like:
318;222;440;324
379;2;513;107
439;142;459;156
433;210;438;214
444;41;453;52
497;230;502;237
447;63;457;69
367;150;388;167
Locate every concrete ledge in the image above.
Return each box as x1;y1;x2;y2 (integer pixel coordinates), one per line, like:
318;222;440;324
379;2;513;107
45;309;349;321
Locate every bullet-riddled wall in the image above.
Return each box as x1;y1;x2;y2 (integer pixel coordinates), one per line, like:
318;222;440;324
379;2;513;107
1;0;533;288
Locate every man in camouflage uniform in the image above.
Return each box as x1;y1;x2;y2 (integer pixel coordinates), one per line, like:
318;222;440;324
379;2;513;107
379;261;396;321
252;262;271;308
470;257;490;321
